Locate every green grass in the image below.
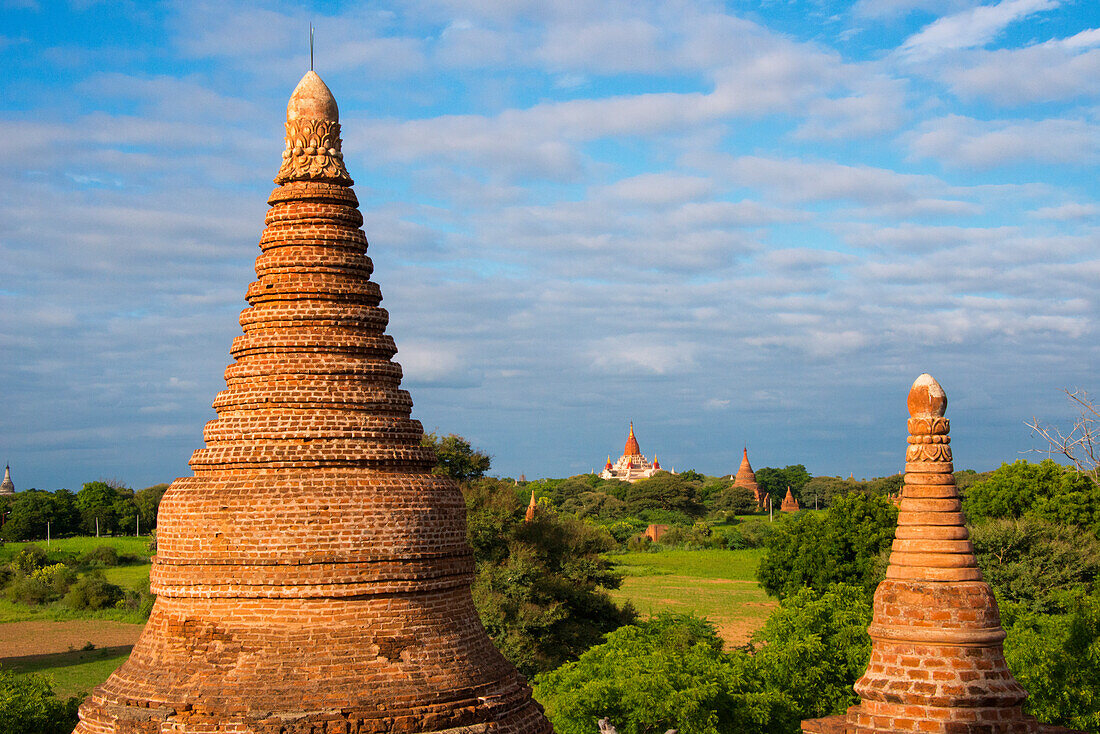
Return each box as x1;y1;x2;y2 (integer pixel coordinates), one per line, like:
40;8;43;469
606;548;775;646
3;647;131;698
0;597;149;624
0;536;153;564
102;563;151;590
611;548;765;579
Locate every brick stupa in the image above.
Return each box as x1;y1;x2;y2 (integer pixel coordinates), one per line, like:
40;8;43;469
733;448;762;507
780;486;800;513
75;70;552;734
802;374;1078;734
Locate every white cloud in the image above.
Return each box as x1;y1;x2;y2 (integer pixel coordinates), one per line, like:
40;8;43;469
909;115;1100;167
939;29;1100;105
1030;202;1100;220
899;0;1062;60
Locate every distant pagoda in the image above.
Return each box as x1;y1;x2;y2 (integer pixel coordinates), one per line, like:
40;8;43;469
780;486;799;512
731;447;762;507
0;465;13;495
600;422;662;482
75;69;551;734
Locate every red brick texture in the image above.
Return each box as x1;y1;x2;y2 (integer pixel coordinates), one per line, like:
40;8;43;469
800;374;1079;734
733;448;762;507
74;71;552;734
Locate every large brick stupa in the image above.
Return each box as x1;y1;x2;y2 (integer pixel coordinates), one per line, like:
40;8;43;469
75;70;552;734
802;374;1079;734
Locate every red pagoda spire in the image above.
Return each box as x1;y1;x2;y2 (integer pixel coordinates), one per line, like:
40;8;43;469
75;70;551;734
803;374;1049;734
652;455;661;470
733;446;762;507
623;421;641;456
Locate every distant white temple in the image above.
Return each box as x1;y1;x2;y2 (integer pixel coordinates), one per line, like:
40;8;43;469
599;423;667;482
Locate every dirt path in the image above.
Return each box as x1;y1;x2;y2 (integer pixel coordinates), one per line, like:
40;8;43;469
0;620;144;660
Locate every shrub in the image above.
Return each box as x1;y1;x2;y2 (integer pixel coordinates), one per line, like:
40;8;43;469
64;572;124;611
11;544;48;575
79;545;120;569
0;668;81;734
7;563;76;605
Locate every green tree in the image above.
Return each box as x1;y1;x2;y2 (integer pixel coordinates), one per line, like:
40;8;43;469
971;517;1100;616
756;466;813;507
749;583;873;726
799;476;865;508
0;668;81;734
757;492;898;599
0;491;55;541
714;484;758;515
134;483;169;530
1004;589;1100;732
422;433;492;482
464;478;635;677
624;472;705;518
533;614;786;734
964;460;1100;535
75;481;136;536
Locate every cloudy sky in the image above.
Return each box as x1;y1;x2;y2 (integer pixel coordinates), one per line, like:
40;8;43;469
2;0;1099;490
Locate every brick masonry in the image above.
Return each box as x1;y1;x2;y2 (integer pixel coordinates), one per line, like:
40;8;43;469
73;71;552;734
801;375;1083;734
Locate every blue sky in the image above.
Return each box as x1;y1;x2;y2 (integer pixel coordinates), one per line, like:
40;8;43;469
2;0;1100;490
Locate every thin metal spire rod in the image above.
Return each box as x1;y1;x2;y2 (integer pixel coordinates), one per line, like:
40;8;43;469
310;23;314;70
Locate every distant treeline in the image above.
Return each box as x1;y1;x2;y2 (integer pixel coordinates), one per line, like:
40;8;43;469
0;481;168;541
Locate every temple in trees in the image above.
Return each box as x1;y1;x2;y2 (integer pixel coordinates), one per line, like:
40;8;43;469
70;60;1081;734
75;69;551;734
731;448;763;507
0;465;13;495
600;422;664;482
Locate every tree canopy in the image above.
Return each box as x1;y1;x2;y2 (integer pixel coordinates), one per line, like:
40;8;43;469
964;460;1100;536
422;432;492;482
463;478;635;677
756;492;898;599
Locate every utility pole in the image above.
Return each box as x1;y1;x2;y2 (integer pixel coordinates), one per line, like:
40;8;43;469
769;494;773;522
136;514;140;537
96;516;100;538
47;521;50;547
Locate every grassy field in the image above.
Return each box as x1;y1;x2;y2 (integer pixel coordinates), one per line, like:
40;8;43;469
0;536;153;623
0;536;153;563
3;646;132;698
606;548;776;647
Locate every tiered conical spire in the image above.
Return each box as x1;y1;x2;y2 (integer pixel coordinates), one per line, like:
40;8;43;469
623;421;641;457
75;70;551;734
733;447;762;507
804;374;1040;734
525;490;538;522
780;486;799;512
0;464;13;495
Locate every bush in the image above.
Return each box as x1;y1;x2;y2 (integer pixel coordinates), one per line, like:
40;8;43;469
626;535;653;552
736;519;774;549
6;563;76;605
1004;589;1100;732
78;545;120;569
0;668;81;734
10;544;49;575
757;492;897;599
64;572;124;611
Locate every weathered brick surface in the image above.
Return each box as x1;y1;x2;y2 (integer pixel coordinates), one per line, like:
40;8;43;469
74;71;552;734
732;448;762;507
800;375;1085;734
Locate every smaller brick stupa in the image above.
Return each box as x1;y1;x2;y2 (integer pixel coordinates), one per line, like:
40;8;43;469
802;374;1082;734
780;486;799;512
732;448;762;507
525;490;538;522
0;464;13;495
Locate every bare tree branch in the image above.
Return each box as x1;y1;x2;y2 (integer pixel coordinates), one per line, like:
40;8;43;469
1026;389;1100;482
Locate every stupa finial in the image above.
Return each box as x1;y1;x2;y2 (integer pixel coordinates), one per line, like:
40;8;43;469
275;67;351;186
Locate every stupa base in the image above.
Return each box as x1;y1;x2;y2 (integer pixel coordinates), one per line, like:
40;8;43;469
802;706;1087;734
74;592;552;734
